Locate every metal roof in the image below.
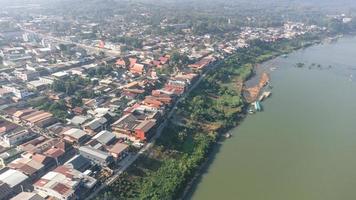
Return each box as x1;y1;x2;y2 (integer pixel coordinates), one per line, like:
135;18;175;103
92;130;115;145
63;128;86;139
79;146;110;160
0;169;28;187
10;192;45;200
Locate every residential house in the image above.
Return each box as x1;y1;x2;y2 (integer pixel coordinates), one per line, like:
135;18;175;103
0;148;23;168
61;128;89;145
10;192;45;200
0;181;13;200
0;169;30;196
91;130;116;146
34;165;97;200
112;114;157;141
188;56;215;70
1;84;31;99
1;129;36;147
14;70;39;82
134;119;157;141
108;142;129;161
7;157;45;179
82;117;108;136
64;155;91;172
115;59;126;68
20;110;57;128
78;146;113;166
111;114;140;136
130;63;145;75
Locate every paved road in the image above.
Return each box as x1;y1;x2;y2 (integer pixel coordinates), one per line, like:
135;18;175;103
20;27;121;56
85;60;223;200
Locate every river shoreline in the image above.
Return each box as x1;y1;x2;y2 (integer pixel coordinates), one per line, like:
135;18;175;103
94;33;346;200
179;35;338;200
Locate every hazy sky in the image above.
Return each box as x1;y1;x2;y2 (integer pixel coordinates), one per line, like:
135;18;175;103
0;0;356;9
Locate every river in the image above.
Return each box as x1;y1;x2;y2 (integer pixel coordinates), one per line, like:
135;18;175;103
187;36;356;200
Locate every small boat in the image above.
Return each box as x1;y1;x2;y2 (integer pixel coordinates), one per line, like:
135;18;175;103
248;109;255;114
224;133;232;138
259;91;272;101
282;54;288;58
270;67;277;71
253;101;262;112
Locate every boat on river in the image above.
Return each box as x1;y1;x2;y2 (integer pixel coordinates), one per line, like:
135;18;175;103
270;67;277;71
253;101;262;112
259;91;272;101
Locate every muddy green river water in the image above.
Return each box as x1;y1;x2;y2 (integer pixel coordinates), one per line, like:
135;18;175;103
188;36;356;200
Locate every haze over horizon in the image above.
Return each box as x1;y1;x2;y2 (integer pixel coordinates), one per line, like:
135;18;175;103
1;0;356;7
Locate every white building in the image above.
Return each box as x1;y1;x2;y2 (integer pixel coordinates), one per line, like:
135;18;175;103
1;129;35;147
0;169;29;194
34;165;96;200
2;84;31;99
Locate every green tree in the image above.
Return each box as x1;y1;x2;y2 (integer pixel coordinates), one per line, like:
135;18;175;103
99;51;105;58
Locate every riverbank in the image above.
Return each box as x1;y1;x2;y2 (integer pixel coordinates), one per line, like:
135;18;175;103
94;33;332;200
188;35;356;200
185;34;356;200
180;35;327;200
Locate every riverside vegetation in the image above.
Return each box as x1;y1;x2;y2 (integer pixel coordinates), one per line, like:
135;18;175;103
95;33;331;200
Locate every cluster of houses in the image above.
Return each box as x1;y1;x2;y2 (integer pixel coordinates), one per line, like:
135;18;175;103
0;8;334;199
0;56;205;200
0;25;210;199
0;109;132;199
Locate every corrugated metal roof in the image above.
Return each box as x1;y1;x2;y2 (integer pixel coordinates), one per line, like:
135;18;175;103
135;119;156;132
92;130;115;145
63;128;86;139
10;192;45;200
79;146;110;160
0;169;28;187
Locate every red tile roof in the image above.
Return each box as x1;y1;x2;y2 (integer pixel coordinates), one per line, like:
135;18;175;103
116;59;126;66
129;57;137;67
109;142;129;155
32;154;48;164
53;165;74;179
159;56;169;64
44;148;65;158
130;63;144;74
52;183;72;195
34;179;49;187
143;98;163;108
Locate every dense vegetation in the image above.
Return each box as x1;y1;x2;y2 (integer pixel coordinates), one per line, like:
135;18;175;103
51;75;91;96
29;98;70;121
110;36;143;49
87;65;114;78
